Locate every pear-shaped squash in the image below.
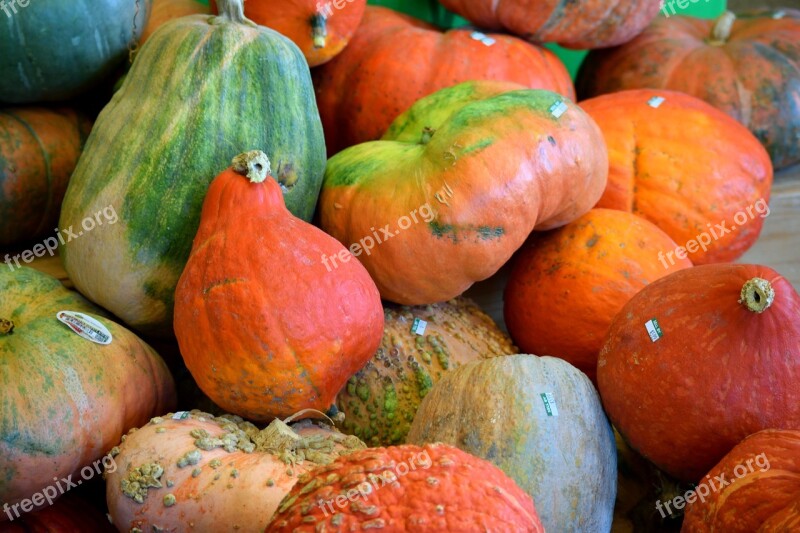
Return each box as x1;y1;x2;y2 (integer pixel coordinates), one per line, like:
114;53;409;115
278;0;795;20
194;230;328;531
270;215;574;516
59;0;326;336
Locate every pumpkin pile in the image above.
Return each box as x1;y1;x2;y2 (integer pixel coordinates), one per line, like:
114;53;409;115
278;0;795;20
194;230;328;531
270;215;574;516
1;0;797;531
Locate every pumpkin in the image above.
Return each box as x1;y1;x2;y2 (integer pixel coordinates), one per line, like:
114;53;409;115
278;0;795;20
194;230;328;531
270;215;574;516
268;443;544;531
106;410;365;532
211;0;366;67
579;89;773;265
0;107;92;246
335;297;516;446
577;9;800;170
682;429;800;532
504;209;693;382
314;6;575;154
59;0;326;336
140;0;210;44
407;354;616;531
598;264;800;482
319;80;608;305
174;151;383;421
0;267;175;514
0;493;115;531
0;0;151;103
438;0;660;49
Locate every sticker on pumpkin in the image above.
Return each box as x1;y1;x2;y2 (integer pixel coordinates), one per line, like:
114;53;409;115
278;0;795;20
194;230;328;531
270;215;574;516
549;100;568;118
470;32;495;46
645;318;663;342
172;411;190;420
411;318;428;335
647;96;666;108
56;311;112;345
540;392;558;417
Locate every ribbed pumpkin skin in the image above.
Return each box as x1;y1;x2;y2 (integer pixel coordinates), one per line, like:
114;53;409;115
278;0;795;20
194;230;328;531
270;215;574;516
140;0;210;44
106;410;365;532
59;11;326;336
0;267;176;512
0;493;115;531
336;297;516;446
577;9;800;170
598;264;800;482
439;0;660;49
504;209;692;383
269;443;544;532
681;429;800;533
314;6;575;154
211;0;366;67
407;354;617;532
320;80;608;305
174;157;383;422
580;89;773;265
0;0;150;103
0;107;92;246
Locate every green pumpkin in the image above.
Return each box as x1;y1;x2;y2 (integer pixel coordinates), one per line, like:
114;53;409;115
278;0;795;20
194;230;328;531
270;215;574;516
407;354;617;532
0;0;151;103
59;0;326;335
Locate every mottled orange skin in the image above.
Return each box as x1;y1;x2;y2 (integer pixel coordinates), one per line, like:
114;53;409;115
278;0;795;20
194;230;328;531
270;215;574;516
107;411;363;532
174;160;384;421
314;6;575;155
577;9;800;169
682;430;800;533
268;443;544;532
140;0;210;44
211;0;365;67
504;209;692;383
598;264;800;482
439;0;660;49
0;493;115;531
580;89;773;265
0;107;92;246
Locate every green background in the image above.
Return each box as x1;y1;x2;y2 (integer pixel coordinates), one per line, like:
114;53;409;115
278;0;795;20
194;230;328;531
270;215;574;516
197;0;728;78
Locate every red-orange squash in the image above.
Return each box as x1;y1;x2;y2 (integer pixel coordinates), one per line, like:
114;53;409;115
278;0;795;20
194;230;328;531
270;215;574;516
598;264;800;482
682;429;800;532
438;0;661;49
319;80;608;305
106;410;365;531
268;443;544;531
580;89;773;265
577;9;800;170
314;6;575;154
0;107;92;246
212;0;366;67
0;493;115;531
504;209;693;382
140;0;211;44
174;151;384;421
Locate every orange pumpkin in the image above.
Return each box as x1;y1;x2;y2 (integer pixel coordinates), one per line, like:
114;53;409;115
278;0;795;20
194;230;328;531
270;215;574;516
140;0;211;44
174;151;384;421
106;410;365;531
268;443;544;531
504;209;692;382
210;0;366;66
0;107;92;246
580;89;773;265
682;429;800;532
577;9;800;170
314;6;575;154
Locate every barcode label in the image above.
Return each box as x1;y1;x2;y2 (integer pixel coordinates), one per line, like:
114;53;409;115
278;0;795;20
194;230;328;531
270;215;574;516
648;96;666;108
645;318;663;342
56;311;112;345
411;318;427;336
549;100;568;118
540;393;558;417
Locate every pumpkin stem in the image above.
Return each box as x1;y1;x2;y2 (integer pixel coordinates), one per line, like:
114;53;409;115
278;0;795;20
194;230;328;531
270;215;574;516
421;127;436;145
739;277;774;313
232;150;271;183
311;13;327;49
0;318;14;335
211;0;257;27
708;11;736;46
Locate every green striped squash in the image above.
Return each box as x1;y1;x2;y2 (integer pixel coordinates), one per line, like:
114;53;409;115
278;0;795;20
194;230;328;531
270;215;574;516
59;0;326;335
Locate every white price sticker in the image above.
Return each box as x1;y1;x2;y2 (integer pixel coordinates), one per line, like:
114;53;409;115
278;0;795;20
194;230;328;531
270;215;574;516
540;393;559;417
645;318;663;342
648;96;666;108
56;311;112;345
411;318;427;336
